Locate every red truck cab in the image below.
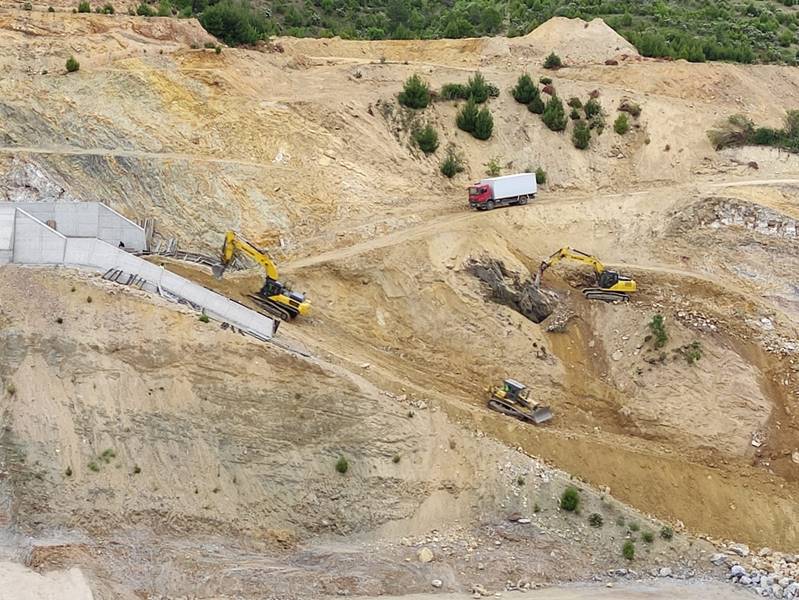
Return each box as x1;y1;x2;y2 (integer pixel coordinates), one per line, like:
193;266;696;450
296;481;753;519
468;184;492;207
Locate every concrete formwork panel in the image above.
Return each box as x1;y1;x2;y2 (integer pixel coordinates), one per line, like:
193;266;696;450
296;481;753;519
97;205;147;250
0;207;14;263
12;210;67;264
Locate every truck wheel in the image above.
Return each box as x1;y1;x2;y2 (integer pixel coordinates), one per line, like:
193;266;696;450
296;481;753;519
518;196;528;205
486;201;495;210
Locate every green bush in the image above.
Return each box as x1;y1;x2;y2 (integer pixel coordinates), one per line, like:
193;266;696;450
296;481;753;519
48;5;55;10
535;167;546;185
623;540;635;560
660;526;674;540
392;454;400;463
440;83;468;100
456;97;479;132
473;106;493;140
199;0;269;47
215;45;222;54
485;156;501;176
440;144;464;178
199;313;210;323
467;72;491;103
642;531;655;543
157;0;171;15
512;73;537;104
542;96;567;132
629;521;640;532
543;52;563;69
66;56;80;73
584;98;602;119
335;456;349;474
539;76;552;85
572;120;591;149
136;2;154;15
681;341;702;365
528;96;545;114
88;461;100;472
649;315;668;349
567;97;582;109
560;486;579;512
570;108;580;121
77;0;90;11
101;3;114;12
588;513;604;527
614;113;630;135
23;1;32;9
398;74;431;109
413;124;439;154
619;100;641;117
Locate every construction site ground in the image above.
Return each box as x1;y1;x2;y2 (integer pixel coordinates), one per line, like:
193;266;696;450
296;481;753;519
1;6;799;599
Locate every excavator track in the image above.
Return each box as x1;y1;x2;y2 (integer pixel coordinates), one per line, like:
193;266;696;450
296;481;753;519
246;294;296;322
582;288;630;303
487;399;540;424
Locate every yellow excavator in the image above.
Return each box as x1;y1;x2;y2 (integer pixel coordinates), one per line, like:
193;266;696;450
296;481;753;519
213;231;310;321
535;247;637;302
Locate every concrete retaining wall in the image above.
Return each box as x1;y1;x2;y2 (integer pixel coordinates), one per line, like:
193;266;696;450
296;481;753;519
0;202;146;250
12;209;67;264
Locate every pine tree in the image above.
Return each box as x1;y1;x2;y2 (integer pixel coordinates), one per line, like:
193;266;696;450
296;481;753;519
541;96;567;131
456;98;479;132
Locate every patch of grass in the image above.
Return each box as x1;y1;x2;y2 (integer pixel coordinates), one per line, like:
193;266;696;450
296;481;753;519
560;486;579;512
648;314;668;349
660;526;674;540
629;521;640;532
642;530;655;543
88;461;99;472
680;341;703;365
100;448;116;463
588;513;604;527
623;540;635;560
335;455;349;474
616;516;625;526
77;0;90;11
198;313;210;323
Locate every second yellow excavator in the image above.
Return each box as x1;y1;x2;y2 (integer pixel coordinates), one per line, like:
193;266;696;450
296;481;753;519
535;247;637;302
213;231;310;321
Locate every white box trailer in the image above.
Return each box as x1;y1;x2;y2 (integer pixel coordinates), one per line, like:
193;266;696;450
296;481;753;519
468;173;537;210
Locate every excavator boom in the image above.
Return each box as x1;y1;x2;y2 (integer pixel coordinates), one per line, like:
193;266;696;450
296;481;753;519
535;246;637;301
219;231;280;280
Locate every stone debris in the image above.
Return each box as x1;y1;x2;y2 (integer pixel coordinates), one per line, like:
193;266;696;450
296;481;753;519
730;543;751;557
728;558;799;599
431;579;443;588
417;547;434;563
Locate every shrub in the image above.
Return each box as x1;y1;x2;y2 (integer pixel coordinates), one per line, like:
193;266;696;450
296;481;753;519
413;124;439;154
660;526;674;540
215;45;222;54
136;1;154;15
88;461;100;472
642;531;655;543
535;167;546;185
77;0;90;11
398;74;431;109
616;516;625;526
614;113;630;135
335;456;349;474
543;52;562;69
570;108;580;121
392;454;400;463
681;341;702;365
485;157;501;176
528;96;545;114
467;72;491;103
204;41;216;49
156;0;171;15
199;0;269;47
473;106;493;140
512;73;537;104
456;97;479;132
48;5;55;10
127;6;134;14
65;466;72;477
100;448;116;463
589;513;604;527
533;503;541;513
572;120;591;149
539;76;552;85
516;475;525;486
66;56;80;72
560;487;579;512
567;97;582;109
199;313;210;323
649;315;668;349
101;3;114;12
440;144;464;178
707;114;755;149
23;1;32;9
440;83;468;100
6;382;16;396
133;465;141;474
622;540;635;560
584;98;602;119
542;96;567;132
629;521;640;532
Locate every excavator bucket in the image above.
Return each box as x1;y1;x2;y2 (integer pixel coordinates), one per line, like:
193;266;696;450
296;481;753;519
531;406;553;424
211;264;226;279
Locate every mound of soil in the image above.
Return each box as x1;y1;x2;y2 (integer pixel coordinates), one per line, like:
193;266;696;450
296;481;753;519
516;17;639;64
467;257;556;323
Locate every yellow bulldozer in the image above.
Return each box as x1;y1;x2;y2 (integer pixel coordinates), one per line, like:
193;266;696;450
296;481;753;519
487;379;552;425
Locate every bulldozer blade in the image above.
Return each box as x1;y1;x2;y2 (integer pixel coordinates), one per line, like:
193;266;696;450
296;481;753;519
211;264;226;279
531;406;553;424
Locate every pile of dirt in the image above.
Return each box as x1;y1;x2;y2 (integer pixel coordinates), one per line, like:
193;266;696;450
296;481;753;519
467;257;556;323
513;17;639;64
